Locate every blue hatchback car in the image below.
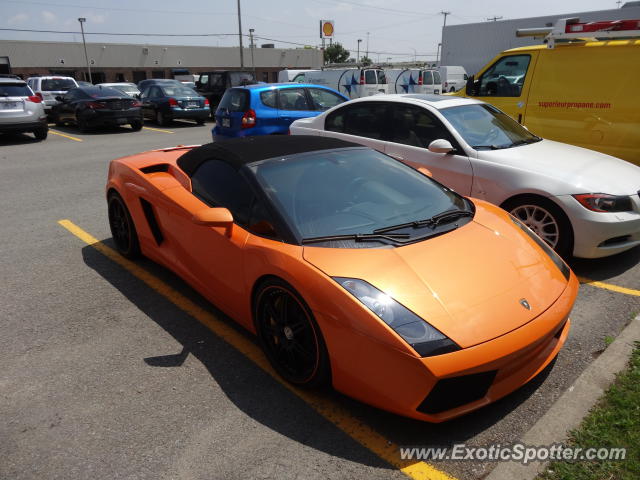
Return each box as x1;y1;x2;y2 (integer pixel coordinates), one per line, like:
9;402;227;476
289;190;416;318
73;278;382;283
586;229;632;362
212;83;347;139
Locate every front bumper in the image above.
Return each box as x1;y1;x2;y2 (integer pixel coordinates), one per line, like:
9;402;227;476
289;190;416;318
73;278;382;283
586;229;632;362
554;195;640;258
327;272;579;422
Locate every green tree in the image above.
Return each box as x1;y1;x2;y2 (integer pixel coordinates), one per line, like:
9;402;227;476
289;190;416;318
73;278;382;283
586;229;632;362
324;42;350;64
360;55;372;66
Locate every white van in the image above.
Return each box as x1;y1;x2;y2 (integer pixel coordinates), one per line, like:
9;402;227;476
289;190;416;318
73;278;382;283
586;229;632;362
386;69;442;94
438;65;468;92
277;69;320;83
301;68;388;99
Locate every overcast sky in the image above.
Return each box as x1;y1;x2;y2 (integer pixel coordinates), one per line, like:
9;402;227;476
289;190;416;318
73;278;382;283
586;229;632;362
1;0;625;61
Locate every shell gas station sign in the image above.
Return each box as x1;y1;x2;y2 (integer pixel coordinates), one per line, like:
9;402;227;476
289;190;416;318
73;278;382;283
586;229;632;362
320;20;334;39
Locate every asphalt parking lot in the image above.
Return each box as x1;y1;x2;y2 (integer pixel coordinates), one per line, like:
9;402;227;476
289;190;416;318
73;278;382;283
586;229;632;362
1;121;639;480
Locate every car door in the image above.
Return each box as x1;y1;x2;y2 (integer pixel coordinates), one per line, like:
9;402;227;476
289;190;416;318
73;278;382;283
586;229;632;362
58;90;77;122
323;101;390;153
139;87;153;119
276;87;316;127
385;104;473;195
153;159;252;313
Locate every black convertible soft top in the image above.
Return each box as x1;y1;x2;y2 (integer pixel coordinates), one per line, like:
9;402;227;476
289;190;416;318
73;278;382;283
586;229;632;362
176;135;360;176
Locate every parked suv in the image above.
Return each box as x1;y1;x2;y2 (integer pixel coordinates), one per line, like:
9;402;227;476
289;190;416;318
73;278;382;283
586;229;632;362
26;76;78;119
195;70;255;116
0;75;48;140
212;83;347;139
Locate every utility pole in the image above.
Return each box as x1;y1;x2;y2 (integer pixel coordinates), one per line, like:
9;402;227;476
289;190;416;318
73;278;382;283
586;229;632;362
440;11;450;28
249;28;256;76
78;18;91;83
616;0;622;7
366;31;370;59
357;39;362;63
236;0;244;67
436;43;441;64
487;16;503;21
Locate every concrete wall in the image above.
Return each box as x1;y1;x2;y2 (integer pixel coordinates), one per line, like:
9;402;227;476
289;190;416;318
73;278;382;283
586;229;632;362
441;5;640;75
0;40;323;82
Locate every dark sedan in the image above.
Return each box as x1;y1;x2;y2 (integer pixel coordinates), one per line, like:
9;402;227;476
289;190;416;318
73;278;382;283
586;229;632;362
52;86;143;132
140;84;209;126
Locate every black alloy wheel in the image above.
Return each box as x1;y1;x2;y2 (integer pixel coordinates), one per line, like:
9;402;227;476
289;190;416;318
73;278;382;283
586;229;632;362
108;193;140;259
255;280;330;387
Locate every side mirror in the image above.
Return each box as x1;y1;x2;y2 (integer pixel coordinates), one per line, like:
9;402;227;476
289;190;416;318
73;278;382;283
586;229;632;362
55;96;64;102
465;75;475;96
428;139;455;154
192;207;233;227
135;93;141;99
417;166;433;177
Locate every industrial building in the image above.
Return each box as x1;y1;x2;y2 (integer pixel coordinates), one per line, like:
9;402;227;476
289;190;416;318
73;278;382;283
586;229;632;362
0;39;323;83
441;3;640;75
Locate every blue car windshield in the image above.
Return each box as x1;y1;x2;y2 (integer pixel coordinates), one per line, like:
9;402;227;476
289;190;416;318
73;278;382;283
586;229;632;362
249;148;467;241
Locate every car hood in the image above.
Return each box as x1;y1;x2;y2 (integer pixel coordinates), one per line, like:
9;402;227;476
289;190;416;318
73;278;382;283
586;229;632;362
303;204;568;349
476;139;640;196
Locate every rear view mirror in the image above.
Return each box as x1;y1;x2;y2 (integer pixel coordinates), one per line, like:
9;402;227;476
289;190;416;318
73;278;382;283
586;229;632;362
465;75;476;96
192;207;233;227
428;139;455;154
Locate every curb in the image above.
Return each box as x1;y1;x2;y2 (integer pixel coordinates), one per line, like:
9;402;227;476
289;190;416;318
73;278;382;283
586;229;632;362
484;314;640;480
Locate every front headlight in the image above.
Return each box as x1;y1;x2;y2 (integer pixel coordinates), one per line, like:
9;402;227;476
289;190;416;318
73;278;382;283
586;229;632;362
573;193;633;213
510;216;571;281
334;277;460;357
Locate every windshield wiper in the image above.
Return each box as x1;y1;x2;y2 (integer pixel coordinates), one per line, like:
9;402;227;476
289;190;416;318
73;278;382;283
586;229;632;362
511;137;542;147
302;232;410;244
373;209;473;234
471;144;508;150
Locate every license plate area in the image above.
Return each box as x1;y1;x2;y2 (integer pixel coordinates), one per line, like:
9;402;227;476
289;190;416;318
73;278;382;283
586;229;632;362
0;101;20;110
116;118;127;124
222;118;230;128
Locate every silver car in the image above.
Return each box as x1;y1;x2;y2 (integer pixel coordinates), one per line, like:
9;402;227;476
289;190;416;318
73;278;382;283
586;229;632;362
26;76;78;118
0;76;48;140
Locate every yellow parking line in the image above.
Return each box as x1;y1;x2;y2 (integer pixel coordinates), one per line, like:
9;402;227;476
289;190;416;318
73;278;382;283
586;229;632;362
143;126;174;134
57;218;456;480
579;277;640;297
49;130;82;142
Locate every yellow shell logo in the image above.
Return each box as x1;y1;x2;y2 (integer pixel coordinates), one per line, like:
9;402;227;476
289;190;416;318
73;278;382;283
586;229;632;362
322;22;334;37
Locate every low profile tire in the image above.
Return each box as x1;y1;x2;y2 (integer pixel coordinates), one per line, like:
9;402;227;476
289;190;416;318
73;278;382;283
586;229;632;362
155;110;168;126
502;195;573;258
130;119;143;131
108;192;140;259
33;128;47;141
255;279;330;388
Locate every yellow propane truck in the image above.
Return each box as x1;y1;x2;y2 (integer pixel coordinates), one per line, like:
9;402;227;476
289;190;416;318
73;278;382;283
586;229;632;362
459;17;640;164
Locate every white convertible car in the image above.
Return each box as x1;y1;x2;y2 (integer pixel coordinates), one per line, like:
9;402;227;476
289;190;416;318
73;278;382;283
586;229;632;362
290;94;640;258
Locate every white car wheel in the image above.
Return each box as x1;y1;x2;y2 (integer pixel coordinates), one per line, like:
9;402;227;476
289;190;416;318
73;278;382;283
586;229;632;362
510;204;559;248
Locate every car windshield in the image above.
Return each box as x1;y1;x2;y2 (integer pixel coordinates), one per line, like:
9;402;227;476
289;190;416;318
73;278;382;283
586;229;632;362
0;83;31;96
161;86;198;97
250;148;467;243
439;103;540;149
42;78;76;91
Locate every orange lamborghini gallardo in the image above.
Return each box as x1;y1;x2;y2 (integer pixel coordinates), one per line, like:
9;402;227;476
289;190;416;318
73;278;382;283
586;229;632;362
106;136;578;422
